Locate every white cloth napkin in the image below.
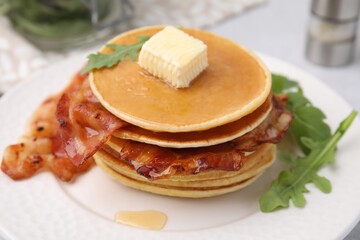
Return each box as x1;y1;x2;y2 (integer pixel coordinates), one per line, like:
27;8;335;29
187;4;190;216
0;0;266;93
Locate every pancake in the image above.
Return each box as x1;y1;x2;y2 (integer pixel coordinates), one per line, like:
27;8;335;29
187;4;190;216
94;143;276;198
113;93;272;148
90;26;271;133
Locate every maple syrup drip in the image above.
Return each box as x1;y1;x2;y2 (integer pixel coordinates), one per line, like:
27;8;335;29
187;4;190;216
115;210;168;230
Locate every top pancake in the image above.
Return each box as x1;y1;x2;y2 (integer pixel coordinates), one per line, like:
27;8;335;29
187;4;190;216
90;26;271;133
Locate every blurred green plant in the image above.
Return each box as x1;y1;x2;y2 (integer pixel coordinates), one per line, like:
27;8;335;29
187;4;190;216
0;0;111;40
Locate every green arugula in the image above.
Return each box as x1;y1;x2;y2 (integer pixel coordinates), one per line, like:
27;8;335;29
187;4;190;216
272;74;331;154
81;35;150;74
259;74;358;212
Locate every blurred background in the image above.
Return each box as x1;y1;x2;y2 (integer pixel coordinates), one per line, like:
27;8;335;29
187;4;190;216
0;0;359;238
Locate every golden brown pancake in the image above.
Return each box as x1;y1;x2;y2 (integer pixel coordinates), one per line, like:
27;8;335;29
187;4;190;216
113;93;272;148
94;143;276;198
90;26;271;133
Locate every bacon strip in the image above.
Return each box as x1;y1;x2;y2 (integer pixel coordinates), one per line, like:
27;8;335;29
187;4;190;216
1;72;126;181
103;96;292;180
234;94;292;151
104;138;244;179
1;73;94;181
56;78;127;166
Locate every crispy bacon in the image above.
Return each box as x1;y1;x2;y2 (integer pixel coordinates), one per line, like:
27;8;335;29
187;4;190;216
104;96;292;179
104;138;244;179
56;79;127;166
1;73;94;181
233;94;293;151
1;72;125;181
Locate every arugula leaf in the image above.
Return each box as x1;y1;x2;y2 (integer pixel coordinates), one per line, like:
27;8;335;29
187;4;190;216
290;103;331;154
271;74;299;94
81;35;150;74
260;111;357;212
260;74;358;212
272;74;331;154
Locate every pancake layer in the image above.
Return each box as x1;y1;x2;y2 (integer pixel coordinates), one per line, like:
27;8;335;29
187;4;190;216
113;93;272;148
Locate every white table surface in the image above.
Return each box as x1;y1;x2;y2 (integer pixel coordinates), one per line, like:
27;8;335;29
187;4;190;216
210;0;360;239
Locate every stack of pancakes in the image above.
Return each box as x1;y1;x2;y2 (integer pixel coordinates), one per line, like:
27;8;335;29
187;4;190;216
89;26;276;198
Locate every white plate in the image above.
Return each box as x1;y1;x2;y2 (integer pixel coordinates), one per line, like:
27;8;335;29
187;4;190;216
0;53;360;240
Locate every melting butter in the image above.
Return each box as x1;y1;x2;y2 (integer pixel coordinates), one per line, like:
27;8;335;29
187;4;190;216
115;210;168;230
138;26;208;88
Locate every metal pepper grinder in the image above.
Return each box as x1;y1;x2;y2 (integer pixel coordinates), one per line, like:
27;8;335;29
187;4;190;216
306;0;360;66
